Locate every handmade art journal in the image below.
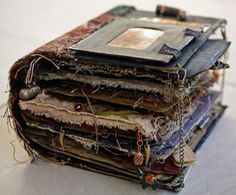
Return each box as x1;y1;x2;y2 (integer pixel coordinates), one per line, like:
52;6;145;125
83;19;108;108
8;5;230;191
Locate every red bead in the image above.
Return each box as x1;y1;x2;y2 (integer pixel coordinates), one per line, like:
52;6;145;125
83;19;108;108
74;103;83;112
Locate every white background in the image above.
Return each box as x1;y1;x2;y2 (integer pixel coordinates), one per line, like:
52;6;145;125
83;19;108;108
0;1;236;195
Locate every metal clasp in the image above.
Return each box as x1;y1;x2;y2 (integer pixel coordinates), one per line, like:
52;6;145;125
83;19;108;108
159;44;182;60
184;28;201;39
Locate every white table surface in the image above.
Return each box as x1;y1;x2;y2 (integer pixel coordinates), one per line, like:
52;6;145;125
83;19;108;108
1;1;236;194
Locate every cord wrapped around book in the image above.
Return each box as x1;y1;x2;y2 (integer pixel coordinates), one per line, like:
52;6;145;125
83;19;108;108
7;5;230;192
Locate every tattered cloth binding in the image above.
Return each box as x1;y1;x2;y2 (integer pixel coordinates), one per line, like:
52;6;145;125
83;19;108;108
8;5;230;191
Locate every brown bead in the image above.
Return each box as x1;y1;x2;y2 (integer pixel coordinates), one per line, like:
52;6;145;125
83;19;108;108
134;151;144;166
74;103;83;112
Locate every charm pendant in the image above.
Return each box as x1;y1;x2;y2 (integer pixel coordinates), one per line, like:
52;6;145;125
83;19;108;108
145;173;154;185
144;143;150;166
134;131;144;166
134;151;144;166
